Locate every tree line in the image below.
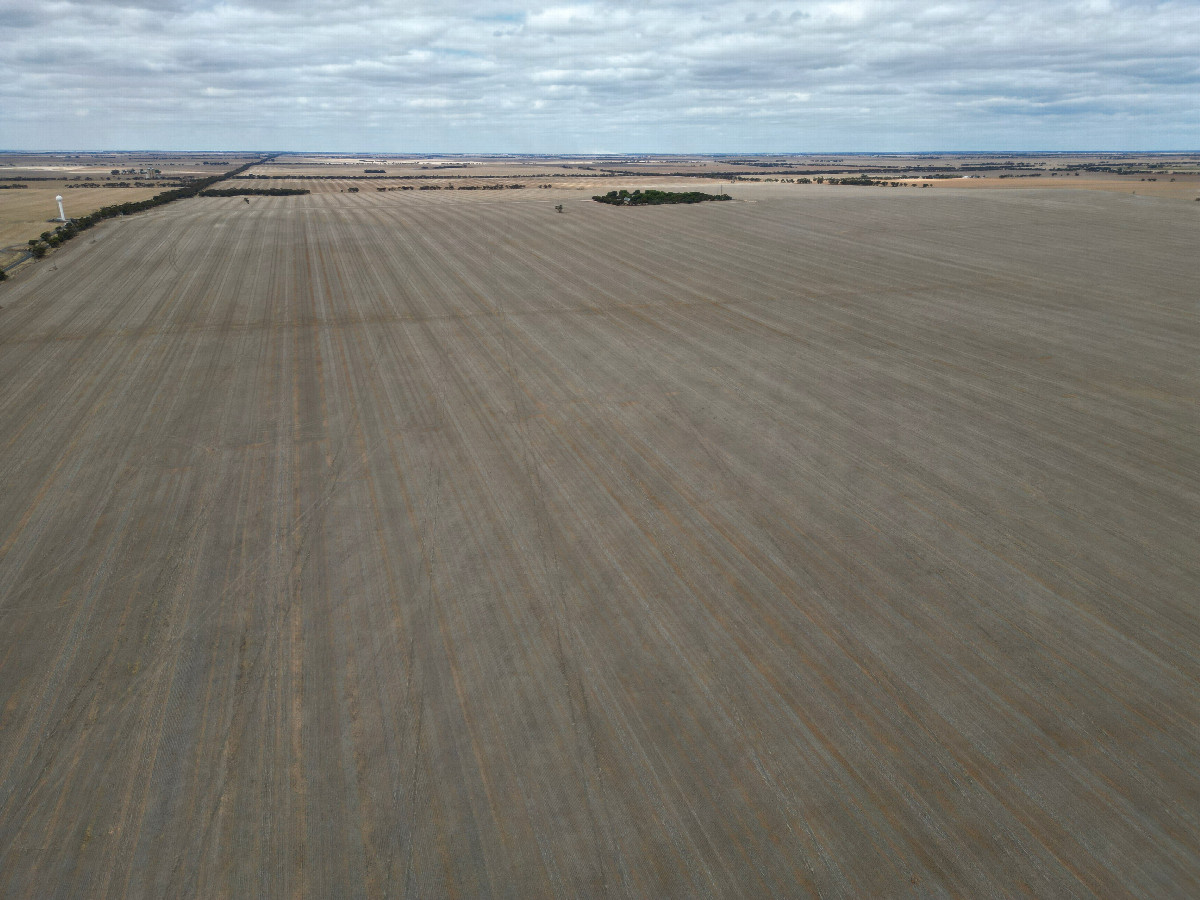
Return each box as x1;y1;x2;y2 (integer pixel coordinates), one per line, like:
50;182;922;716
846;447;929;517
198;187;309;197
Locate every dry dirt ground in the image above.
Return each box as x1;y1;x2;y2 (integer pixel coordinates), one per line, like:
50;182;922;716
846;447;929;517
0;185;1197;898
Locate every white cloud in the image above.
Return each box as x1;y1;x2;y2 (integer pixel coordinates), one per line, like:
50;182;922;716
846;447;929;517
1;1;1198;150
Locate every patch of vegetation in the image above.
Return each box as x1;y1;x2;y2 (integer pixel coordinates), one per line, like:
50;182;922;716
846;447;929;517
826;175;880;186
198;188;310;197
592;189;731;206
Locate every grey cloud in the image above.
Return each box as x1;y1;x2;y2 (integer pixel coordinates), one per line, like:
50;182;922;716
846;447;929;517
1;0;1198;150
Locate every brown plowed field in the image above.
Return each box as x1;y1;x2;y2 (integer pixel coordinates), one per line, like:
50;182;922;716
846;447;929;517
1;186;1198;897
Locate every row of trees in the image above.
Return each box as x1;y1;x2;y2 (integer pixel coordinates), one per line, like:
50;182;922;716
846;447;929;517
198;187;309;197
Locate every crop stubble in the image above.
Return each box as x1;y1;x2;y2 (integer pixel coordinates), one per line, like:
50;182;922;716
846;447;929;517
0;186;1197;897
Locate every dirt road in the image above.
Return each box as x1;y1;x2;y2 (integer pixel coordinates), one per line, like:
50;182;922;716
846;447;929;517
1;187;1197;897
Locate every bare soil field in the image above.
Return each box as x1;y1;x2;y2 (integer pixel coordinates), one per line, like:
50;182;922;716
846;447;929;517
923;175;1200;201
1;184;1198;897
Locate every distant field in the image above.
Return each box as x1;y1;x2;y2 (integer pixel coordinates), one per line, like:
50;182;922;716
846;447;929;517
0;152;254;180
924;174;1200;200
246;162;590;178
226;151;1200;203
1;184;1198;896
215;175;626;194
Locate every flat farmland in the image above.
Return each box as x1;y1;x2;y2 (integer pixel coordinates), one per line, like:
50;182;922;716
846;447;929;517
923;175;1200;201
0;185;164;250
0;186;1198;897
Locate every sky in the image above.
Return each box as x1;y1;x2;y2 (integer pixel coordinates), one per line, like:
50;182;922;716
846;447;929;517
2;0;1199;152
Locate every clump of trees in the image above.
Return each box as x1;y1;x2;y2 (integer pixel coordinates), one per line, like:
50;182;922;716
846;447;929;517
592;189;731;206
198;188;309;197
455;183;527;191
826;175;880;186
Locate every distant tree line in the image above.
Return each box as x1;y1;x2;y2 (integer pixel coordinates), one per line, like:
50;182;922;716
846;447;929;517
825;175;881;186
67;181;179;189
371;183;529;192
592;189;732;206
236;173;583;181
198;187;310;197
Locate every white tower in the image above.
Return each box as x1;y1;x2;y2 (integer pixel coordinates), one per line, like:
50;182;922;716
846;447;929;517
55;195;66;222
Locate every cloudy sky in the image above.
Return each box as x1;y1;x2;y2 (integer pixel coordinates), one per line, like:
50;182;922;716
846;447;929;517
2;0;1198;152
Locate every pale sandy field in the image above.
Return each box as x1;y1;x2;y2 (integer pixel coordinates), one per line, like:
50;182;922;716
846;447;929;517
0;186;162;248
